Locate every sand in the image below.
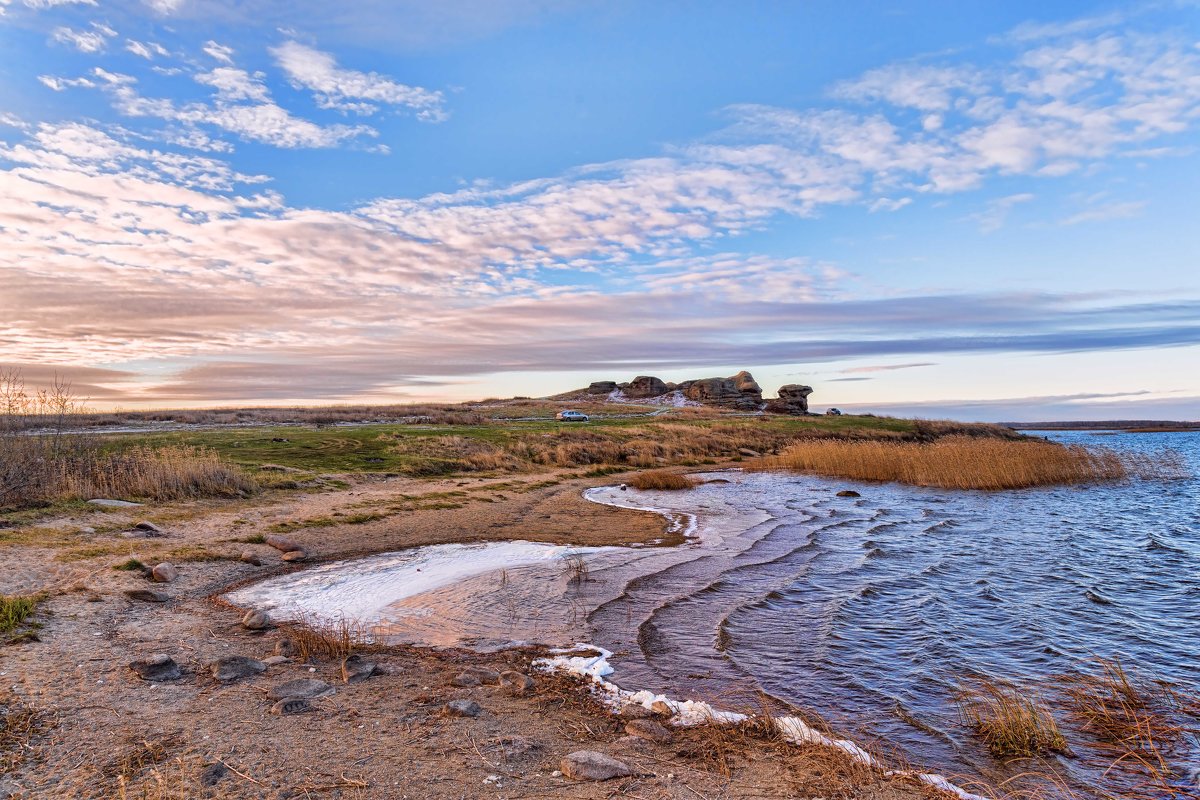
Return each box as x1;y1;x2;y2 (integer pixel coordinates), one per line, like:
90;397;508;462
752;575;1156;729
0;468;944;799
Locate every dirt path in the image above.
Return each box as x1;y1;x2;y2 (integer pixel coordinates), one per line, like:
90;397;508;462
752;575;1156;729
1;470;944;799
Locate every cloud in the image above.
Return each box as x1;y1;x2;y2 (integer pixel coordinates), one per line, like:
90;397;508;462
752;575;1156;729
970;192;1035;232
840;362;936;374
1059;200;1146;226
125;39;170;60
271;41;447;121
202;40;234;64
51;21;117;53
22;0;97;8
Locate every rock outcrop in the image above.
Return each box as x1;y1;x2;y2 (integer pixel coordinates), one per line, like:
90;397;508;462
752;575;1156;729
766;384;813;415
679;371;763;410
625;375;669;398
586;380;618;395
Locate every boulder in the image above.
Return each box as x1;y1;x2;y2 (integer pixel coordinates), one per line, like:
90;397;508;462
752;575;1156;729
682;372;764;410
281;550;307;563
134;521;164;534
341;654;377;683
240;551;262;566
625;376;668;398
128;654;182;682
560;751;633;781
242;609;270;630
586;381;618;395
836;490;861;498
210;655;266;682
767;384;814;415
267;678;334;701
87;498;142;507
264;534;304;553
625;718;672;743
150;563;178;583
444;699;483;718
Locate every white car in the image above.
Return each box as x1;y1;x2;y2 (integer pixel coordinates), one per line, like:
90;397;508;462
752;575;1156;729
556;409;589;422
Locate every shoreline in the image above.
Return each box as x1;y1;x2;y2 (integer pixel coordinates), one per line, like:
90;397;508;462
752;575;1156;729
0;465;960;799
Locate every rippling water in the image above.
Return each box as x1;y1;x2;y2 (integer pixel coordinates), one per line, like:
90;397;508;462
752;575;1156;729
229;431;1199;793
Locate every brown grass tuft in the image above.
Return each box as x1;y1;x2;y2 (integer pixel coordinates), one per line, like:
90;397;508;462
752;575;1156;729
753;436;1166;490
276;613;371;662
0;690;51;775
956;679;1070;757
627;469;697;491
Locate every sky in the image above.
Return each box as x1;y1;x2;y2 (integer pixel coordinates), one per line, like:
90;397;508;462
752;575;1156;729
1;0;1198;421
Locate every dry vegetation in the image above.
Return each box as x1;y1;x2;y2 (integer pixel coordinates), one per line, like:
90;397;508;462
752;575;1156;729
627;469;698;490
754;436;1179;490
956;679;1070;757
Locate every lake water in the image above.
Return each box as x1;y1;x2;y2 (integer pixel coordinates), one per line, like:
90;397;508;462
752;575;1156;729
228;430;1199;795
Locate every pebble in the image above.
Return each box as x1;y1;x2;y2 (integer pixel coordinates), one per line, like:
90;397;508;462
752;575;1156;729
267;678;334;701
560;751;633;781
443;699;483;718
341;654;376;683
210;655;266;682
242;609;270;630
150;563;178;583
128;654;182;682
625;718;672;743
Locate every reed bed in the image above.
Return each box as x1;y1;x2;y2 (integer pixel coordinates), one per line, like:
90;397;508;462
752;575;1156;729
626;469;698;490
754;436;1151;490
956;679;1070;757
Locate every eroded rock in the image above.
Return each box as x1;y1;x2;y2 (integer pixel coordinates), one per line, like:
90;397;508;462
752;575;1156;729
560;751;633;781
124;589;169;603
210;655;266;682
128;654;182;682
271;698;314;715
267;679;334;701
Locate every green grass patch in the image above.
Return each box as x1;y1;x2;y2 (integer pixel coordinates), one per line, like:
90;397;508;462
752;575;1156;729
113;558;147;572
0;595;40;634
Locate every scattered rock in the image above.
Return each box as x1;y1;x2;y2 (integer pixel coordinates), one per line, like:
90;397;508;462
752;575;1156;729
264;534;304;553
200;762;228;787
560;751;633;781
128;654;183;682
210;655;266;682
271;698;314;715
240;551;262;566
274;638;297;658
267;678;334;701
242;609;271;630
87;498;142;507
263;655;289;666
836;490;861;498
443;699;483;718
498;670;535;696
280;550;308;563
451;666;499;687
150;562;178;583
134;521;164;534
618;704;653;720
124;589;169;603
650;700;674;716
341;654;376;683
625;718;672;743
738;448;762;458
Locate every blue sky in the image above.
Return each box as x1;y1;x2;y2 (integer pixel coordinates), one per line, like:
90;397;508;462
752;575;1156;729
1;0;1198;420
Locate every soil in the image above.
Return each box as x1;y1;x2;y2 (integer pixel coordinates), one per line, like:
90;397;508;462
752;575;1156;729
1;469;945;799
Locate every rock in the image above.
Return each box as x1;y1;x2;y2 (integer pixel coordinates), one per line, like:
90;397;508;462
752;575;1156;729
498;670;535;696
836;490;861;498
150;563;178;583
128;654;182;682
124;589;169;603
444;699;483;718
134;521;164;534
650;700;673;716
264;534;304;553
451;667;499;687
271;698;314;715
625;718;672;743
560;751;633;781
87;498;142;507
280;550;307;563
618;704;653;720
274;638;297;658
625;375;668;398
767;384;814;415
242;609;271;630
240;551;262;566
682;372;763;410
210;655;266;682
263;655;289;666
738;448;761;458
267;678;334;701
200;762;228;787
586;380;618;395
341;654;376;683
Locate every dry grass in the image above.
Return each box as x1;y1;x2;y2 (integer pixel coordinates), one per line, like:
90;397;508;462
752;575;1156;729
276;613;373;662
627;469;698;490
0;690;50;775
755;436;1156;490
956;679;1070;758
559;550;590;583
0;593;40;634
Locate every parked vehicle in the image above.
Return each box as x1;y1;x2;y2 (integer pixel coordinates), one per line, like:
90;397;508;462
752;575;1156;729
556;409;590;422
825;408;843;416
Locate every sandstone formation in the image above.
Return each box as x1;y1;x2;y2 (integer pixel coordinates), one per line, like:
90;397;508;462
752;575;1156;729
561;370;814;414
678;370;763;410
586;380;618;395
766;383;813;415
625;375;668;398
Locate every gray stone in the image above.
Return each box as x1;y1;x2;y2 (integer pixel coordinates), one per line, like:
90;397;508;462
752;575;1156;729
240;551;262;566
129;654;182;682
87;498;142;507
150;562;177;583
264;534;304;553
341;654;376;683
124;589;169;603
498;670;535;696
200;762;228;787
451;666;499;687
625;718;672;743
444;699;483;718
267;678;334;701
263;655;289;666
560;751;633;781
271;698;314;715
134;521;164;534
242;609;270;630
210;655;266;682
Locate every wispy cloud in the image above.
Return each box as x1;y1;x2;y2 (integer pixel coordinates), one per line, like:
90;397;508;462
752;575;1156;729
50;21;116;53
1060;200;1146;226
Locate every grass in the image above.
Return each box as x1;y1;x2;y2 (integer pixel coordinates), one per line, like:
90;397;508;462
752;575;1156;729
627;469;698;490
0;594;40;634
113;558;147;572
956;679;1070;758
753;436;1168;490
0;690;49;774
275;613;370;662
